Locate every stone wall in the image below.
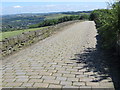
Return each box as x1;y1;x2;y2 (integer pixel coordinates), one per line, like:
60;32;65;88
0;21;79;57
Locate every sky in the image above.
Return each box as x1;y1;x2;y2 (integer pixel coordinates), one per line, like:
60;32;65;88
2;0;109;2
1;0;110;15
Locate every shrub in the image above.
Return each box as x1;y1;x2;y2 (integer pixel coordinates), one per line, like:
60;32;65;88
89;1;120;50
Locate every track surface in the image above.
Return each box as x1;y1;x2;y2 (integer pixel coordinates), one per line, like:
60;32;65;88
2;21;114;88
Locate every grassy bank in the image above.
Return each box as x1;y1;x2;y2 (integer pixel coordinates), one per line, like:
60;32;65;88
1;27;47;41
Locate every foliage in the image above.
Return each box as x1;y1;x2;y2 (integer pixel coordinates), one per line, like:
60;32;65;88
62;11;92;15
89;2;120;50
80;14;90;20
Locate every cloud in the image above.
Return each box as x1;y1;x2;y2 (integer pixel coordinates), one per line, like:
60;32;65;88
13;5;22;8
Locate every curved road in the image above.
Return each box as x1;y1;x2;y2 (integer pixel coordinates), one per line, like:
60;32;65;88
2;21;114;88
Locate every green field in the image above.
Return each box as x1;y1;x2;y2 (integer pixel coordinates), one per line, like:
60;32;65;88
45;14;72;20
0;27;47;41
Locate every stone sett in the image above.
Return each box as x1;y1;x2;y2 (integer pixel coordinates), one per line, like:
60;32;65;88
2;21;114;88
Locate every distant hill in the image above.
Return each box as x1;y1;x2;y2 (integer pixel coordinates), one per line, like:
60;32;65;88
2;11;92;32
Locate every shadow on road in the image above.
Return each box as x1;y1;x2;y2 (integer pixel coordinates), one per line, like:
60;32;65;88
71;35;120;90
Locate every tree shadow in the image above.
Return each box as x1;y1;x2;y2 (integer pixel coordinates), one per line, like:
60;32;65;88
70;35;120;89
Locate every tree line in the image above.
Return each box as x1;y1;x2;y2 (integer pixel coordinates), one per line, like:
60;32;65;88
89;2;120;50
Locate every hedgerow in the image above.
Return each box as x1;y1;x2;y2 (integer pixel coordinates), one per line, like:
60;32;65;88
89;2;120;50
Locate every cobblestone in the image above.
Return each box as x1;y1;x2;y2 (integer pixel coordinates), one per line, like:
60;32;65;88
48;84;62;88
73;82;86;86
42;76;56;80
43;80;60;84
2;21;114;88
33;83;49;88
28;79;43;83
22;82;34;87
56;77;67;81
60;81;72;85
5;82;23;87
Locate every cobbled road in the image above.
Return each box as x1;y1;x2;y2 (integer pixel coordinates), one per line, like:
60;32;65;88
2;21;114;89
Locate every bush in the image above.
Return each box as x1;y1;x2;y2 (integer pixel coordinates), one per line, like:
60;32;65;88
89;2;120;50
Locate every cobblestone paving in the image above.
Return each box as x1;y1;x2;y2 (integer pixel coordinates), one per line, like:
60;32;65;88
2;21;114;88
